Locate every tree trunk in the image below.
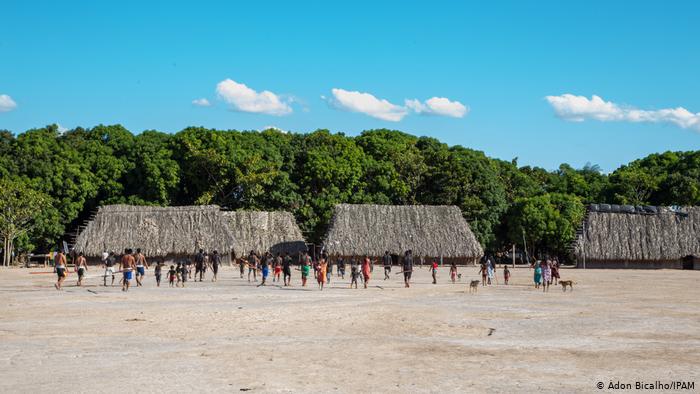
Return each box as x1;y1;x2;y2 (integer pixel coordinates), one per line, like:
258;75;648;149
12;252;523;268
3;236;9;267
8;238;14;266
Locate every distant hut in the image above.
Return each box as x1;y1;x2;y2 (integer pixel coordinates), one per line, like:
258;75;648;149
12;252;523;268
223;211;307;257
74;205;236;263
574;205;700;269
323;204;483;264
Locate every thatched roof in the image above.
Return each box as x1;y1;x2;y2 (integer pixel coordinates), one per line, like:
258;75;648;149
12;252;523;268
574;206;700;262
74;205;236;257
223;211;307;256
322;204;483;258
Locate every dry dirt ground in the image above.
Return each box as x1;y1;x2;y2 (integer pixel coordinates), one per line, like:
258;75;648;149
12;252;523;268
0;266;698;393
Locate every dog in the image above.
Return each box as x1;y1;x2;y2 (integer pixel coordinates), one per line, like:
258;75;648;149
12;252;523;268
468;280;480;294
559;280;574;292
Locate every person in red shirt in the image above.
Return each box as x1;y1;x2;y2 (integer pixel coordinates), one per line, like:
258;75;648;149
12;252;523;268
361;255;371;289
431;260;439;284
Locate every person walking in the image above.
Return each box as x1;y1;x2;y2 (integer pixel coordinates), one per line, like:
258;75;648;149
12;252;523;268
402;250;413;288
210;250;221;282
361;255;371;289
383;251;392;280
75;252;88;286
54;250;68;290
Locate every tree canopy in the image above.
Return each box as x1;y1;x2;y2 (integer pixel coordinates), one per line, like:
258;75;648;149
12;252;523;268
1;124;697;262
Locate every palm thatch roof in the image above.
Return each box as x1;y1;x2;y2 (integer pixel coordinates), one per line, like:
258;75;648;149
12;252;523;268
322;204;483;258
74;205;236;257
223;211;307;256
574;206;700;262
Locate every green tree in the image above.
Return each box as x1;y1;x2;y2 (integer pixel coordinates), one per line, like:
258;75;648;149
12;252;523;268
0;178;49;266
504;193;585;259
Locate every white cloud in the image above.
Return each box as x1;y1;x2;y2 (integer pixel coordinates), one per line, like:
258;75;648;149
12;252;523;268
0;94;17;112
216;79;292;116
546;94;700;131
192;98;211;107
327;88;408;122
57;124;68;133
405;97;469;118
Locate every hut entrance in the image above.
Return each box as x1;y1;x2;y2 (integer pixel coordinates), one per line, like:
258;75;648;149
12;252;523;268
682;255;695;270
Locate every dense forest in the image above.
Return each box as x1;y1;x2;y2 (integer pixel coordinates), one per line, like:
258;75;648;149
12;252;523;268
1;124;698;261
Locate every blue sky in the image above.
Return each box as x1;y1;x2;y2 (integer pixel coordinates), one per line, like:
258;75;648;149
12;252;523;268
1;1;699;171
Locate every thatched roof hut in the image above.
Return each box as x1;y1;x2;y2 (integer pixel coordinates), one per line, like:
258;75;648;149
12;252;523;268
74;205;236;259
573;205;700;269
223;211;307;256
322;204;483;262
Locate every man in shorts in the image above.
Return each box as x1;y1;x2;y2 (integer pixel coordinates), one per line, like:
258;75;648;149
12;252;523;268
119;248;136;292
257;252;271;286
247;251;258;282
134;248;149;286
402;250;414;288
383;251;392;280
210;250;221;282
75;252;88;286
103;251;116;286
194;249;205;282
282;252;292;286
54;250;67;290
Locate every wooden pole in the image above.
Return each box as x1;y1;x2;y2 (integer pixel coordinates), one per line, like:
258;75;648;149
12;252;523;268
512;244;515;268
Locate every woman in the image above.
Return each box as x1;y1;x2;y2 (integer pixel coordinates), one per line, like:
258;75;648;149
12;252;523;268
487;259;495;285
551;258;560;285
361;255;371;289
317;257;327;290
533;261;542;289
542;259;552;292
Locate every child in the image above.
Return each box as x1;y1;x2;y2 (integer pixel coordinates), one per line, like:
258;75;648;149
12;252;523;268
273;254;282;283
337;257;345;279
301;254;311;287
431;260;439;284
503;265;511;285
238;257;246;279
154;259;164;287
176;262;186;288
361;256;371;289
168;265;177;287
449;262;457;284
350;258;359;289
479;263;487;287
317;258;327;290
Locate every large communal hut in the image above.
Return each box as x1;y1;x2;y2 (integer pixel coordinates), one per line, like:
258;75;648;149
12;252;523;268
74;205;236;263
573;205;700;269
323;204;483;264
223;211;307;257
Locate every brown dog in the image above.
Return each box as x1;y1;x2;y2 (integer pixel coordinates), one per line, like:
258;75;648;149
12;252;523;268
560;280;574;292
469;280;480;293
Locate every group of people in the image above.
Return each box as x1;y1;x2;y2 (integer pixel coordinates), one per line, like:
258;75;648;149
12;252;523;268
238;250;378;290
532;258;561;292
54;248;223;291
478;256;511;286
53;248;564;292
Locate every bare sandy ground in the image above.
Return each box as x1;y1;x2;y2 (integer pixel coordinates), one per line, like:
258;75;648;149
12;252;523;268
0;265;698;393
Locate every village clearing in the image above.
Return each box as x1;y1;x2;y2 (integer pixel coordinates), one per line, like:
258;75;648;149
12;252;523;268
0;267;698;393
